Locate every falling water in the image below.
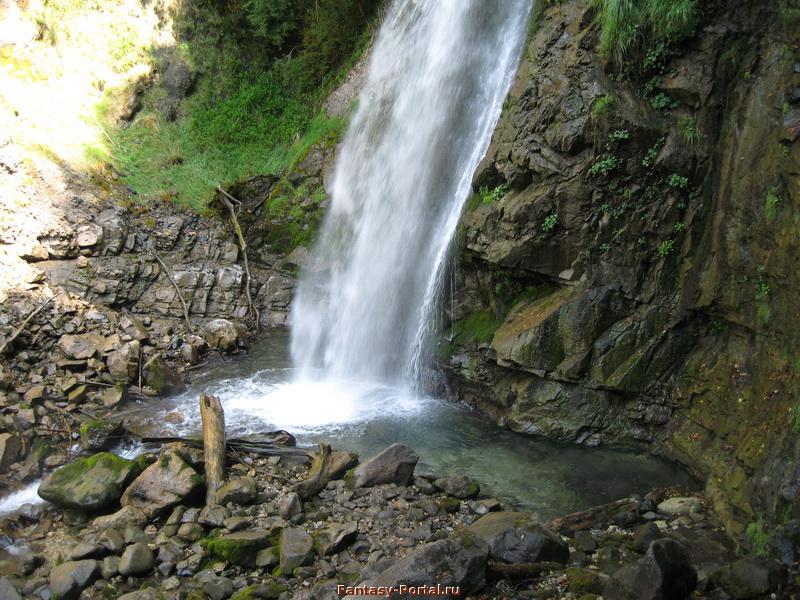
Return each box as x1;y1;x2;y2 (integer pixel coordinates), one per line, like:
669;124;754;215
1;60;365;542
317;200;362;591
291;0;533;386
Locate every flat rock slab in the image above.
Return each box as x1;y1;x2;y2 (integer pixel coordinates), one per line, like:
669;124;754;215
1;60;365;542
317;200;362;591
49;559;100;600
467;511;569;564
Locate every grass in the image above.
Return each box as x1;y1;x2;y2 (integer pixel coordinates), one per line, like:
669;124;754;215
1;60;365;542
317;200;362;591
594;0;698;65
467;184;508;211
677;116;701;145
592;94;615;117
765;188;782;222
745;518;769;556
453;311;503;345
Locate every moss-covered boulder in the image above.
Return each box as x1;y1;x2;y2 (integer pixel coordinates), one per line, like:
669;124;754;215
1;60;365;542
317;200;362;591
38;452;147;512
230;581;288;600
201;530;278;567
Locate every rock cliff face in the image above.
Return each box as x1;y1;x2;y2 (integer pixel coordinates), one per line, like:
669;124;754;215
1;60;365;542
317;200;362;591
443;0;800;533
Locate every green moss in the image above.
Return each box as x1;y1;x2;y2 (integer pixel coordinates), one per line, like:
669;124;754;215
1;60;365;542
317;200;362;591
566;567;605;594
230;583;287;600
745;518;769;556
200;537;258;566
452;311;503;346
438;497;461;514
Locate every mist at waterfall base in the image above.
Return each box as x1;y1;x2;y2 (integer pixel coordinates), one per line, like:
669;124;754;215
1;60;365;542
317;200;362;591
131;334;696;520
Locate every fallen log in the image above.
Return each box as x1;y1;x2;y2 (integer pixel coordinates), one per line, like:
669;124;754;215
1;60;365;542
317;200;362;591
200;394;225;505
130;434;312;458
545;497;639;534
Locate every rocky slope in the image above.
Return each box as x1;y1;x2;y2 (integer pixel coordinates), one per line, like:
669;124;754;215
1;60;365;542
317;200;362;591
441;0;800;537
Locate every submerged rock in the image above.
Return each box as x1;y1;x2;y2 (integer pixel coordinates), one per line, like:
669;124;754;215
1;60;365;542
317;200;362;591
38;452;147;512
434;475;480;499
350;443;418;488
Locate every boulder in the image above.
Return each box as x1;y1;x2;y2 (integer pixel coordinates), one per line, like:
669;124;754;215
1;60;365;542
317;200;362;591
216;476;257;506
121;452;203;518
48;559;100;600
350;443;418;488
632;522;662;553
0;432;22;472
79;419;124;451
199;504;230;528
711;556;788;599
106;340;140;382
38;452;147;512
434;475;480;499
98;528;125;555
279;527;315;573
347;535;488;599
0;577;22;600
118;590;157;600
467;511;569;564
142;356;186;396
58;333;105;360
315;521;358;556
201;319;245;351
278;492;302;519
119;541;155;576
201;530;276;567
604;538;697;600
657;497;701;517
101;555;119;579
92;506;147;530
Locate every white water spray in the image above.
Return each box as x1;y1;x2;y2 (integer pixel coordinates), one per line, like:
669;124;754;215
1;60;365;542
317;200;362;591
291;0;533;386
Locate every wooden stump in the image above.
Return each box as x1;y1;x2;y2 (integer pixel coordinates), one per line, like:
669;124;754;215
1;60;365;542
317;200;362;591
200;393;226;505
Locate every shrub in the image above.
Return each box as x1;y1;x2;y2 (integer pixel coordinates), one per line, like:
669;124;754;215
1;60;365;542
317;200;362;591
667;174;689;189
651;92;675;112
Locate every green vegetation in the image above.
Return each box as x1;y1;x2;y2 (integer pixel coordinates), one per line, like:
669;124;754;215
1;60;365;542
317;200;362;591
657;239;674;257
467;184;509;211
667;174;689;189
452;311;503;345
673;222;685;233
589;156;622;177
765;187;782;222
678;116;701;145
651;92;675;112
594;0;698;64
642;137;665;169
541;213;559;232
745;518;770;556
607;128;630;143
592;94;615;116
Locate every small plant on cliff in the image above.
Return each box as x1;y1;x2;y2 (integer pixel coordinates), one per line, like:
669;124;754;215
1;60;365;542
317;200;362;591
480;184;509;204
657;239;674;257
607;129;630;143
667;174;689;189
678;116;701;145
765;188;782;222
592;94;615;117
541;213;559;233
755;281;770;301
642;137;665;169
673;222;685;232
651;92;676;112
590;156;622;177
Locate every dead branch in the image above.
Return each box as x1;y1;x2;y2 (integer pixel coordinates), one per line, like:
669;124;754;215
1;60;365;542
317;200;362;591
0;294;58;355
545;497;639;534
152;253;192;333
216;185;260;332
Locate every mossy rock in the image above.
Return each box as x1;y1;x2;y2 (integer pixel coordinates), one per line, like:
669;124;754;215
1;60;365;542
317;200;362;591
438;496;462;514
37;452;148;512
200;530;276;567
565;567;606;594
231;581;289;600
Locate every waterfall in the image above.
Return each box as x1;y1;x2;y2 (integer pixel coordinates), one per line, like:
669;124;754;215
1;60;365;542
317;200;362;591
290;0;533;387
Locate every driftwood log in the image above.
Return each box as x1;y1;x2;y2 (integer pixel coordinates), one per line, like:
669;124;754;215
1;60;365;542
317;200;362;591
200;394;226;505
545;497;639;534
